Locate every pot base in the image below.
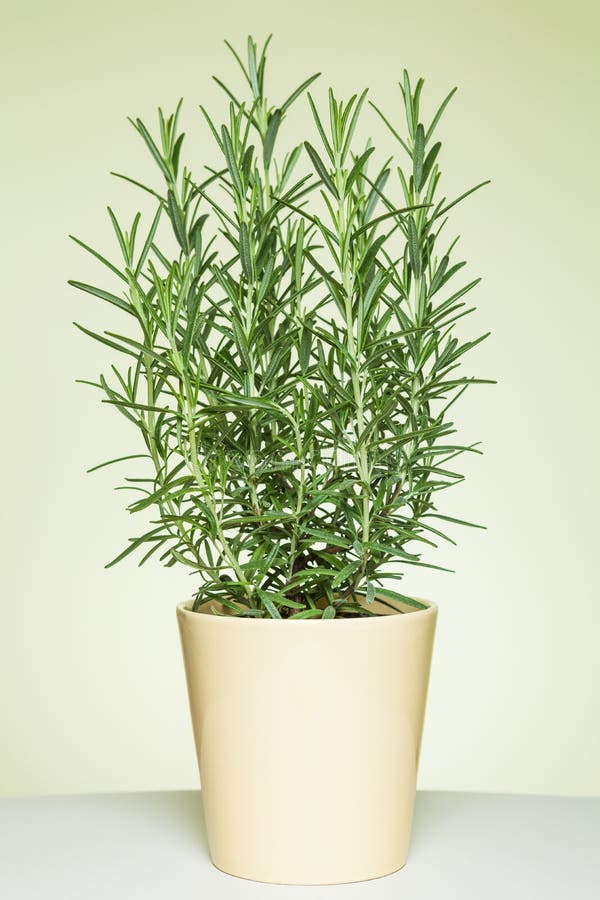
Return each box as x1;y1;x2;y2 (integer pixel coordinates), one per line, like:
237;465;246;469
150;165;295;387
211;857;407;886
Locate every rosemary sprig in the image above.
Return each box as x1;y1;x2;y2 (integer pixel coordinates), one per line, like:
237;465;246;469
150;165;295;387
71;37;492;618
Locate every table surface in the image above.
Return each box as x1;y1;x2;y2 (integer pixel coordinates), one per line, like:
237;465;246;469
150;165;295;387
1;790;599;898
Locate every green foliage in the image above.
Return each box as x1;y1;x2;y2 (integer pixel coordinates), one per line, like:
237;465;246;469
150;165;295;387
70;36;492;619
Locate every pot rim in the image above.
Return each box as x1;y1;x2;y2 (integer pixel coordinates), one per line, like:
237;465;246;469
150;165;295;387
177;594;437;625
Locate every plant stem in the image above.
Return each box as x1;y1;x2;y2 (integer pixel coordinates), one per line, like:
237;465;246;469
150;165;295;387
335;167;371;569
142;347;200;567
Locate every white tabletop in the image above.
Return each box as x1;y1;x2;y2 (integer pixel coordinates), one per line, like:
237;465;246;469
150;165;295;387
1;790;598;897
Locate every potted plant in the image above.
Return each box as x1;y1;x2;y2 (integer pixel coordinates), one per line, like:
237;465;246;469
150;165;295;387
70;35;491;885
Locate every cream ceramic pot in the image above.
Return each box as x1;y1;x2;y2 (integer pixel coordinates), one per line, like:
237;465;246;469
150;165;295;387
177;596;437;885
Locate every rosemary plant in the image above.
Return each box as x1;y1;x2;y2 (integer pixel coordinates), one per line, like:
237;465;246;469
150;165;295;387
71;36;491;619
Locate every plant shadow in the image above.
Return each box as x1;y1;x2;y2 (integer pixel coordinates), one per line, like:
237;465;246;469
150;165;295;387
410;790;474;854
158;789;209;850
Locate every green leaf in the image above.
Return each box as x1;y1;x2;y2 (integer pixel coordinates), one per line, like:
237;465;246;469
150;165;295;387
413;123;425;191
288;608;323;619
240;144;254;182
212;77;244;112
263;108;282;168
103;332;171;367
301;528;351;548
231;316;253;373
304;142;336;196
364;165;390;221
281;72;321;112
172;132;185;176
73;322;138;359
239;221;253;279
299;320;312;373
223;39;252;88
135;205;162;277
220;125;244;196
166;190;188;252
421;141;441;188
352;200;431;240
340;89;368;162
87;454;149;473
203;389;280;413
307;93;335;162
346;146;375;193
106;207;128;261
131;118;172;183
332;560;361;588
261;595;282;619
429;255;449;295
68;280;132;315
425;86;457;144
424;512;486;529
68;235;128;282
402;69;415;138
407;215;421;277
110;171;165;202
182;289;203;363
434;180;492;220
294;218;305;291
368;101;411;155
105;526;166;568
247;35;259;96
375;587;428;611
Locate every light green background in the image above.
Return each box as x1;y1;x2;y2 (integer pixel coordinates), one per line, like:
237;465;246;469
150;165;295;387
1;0;599;798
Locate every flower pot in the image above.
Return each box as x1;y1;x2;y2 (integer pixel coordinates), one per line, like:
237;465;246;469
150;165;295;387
177;595;437;885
